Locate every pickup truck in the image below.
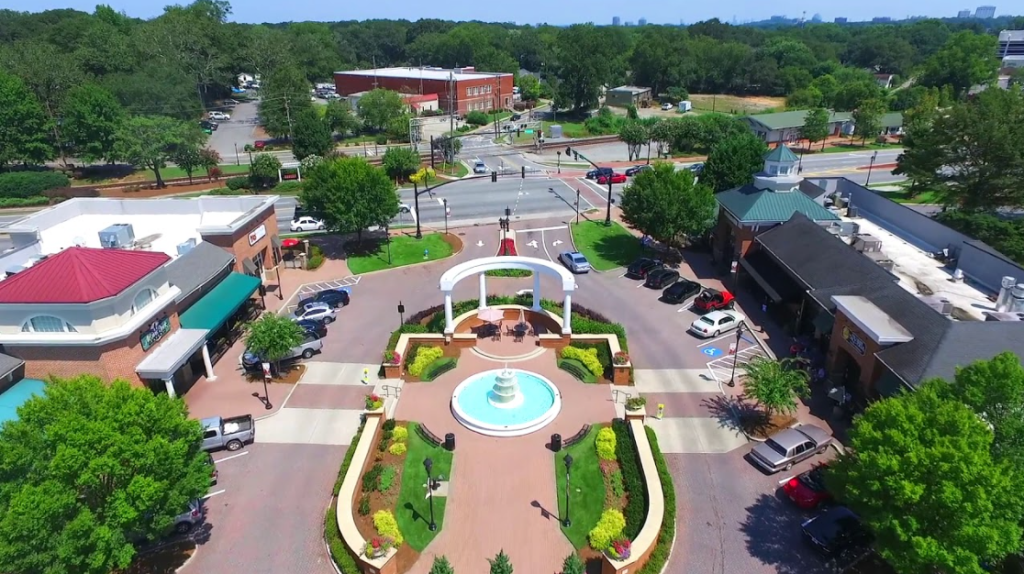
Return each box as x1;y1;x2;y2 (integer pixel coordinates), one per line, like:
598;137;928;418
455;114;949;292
201;415;255;452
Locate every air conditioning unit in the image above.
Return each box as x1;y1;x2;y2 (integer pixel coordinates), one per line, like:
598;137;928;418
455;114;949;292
986;312;1024;321
176;238;197;256
920;295;953;316
98;223;135;249
865;251;894;272
852;234;882;253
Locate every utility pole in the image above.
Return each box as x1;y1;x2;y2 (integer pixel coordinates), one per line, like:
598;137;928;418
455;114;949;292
449;72;455;135
284;97;293;140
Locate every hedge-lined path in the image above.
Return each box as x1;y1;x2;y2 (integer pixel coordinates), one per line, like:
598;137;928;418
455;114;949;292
395;351;614;574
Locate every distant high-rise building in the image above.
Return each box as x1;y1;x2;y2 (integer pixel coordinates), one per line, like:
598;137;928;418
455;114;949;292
958;9;973;17
638;17;647;26
872;16;893;22
769;15;787;22
612;16;620;26
976;5;997;18
811;13;823;22
834;16;848;23
625;21;634;26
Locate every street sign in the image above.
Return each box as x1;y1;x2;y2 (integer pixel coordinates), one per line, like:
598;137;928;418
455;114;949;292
524;129;534;134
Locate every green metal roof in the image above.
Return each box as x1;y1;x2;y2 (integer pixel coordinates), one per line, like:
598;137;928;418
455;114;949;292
763;145;799;163
717;184;841;223
745;110;853;131
881;112;904;128
179;272;261;331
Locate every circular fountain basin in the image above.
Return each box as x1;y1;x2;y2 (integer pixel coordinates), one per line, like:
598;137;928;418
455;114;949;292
451;368;561;437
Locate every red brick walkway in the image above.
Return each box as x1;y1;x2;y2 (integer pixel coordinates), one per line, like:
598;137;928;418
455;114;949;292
396;350;615;574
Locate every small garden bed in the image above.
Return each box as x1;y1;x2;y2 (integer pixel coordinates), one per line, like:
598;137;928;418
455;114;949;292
486;237;532;277
394;422;452;551
402;344;458;382
558;358;597;383
243;363;306;384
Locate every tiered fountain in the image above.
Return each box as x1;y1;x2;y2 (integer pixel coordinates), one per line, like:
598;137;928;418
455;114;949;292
452;364;561;437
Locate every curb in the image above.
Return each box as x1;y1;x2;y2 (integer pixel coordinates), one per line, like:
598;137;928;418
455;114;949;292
254;378;302;422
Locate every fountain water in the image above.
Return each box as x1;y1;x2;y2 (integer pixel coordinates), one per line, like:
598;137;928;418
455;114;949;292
451;366;562;437
488;363;523;408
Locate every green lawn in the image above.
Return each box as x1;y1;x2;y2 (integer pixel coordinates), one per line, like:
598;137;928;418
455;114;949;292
513;120;590;144
395;422;453;551
569;220;643;271
554;426;606;549
819;142;902;154
437;161;468;179
346;233;454;274
873;187;940;204
73;164;249;185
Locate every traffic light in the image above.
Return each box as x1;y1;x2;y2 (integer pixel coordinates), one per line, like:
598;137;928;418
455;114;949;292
491;171;497;182
565;146;572;156
573;151;579;161
517;128;521;137
521;166;526;179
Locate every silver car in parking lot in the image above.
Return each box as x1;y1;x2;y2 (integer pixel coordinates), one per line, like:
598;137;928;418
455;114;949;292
558;251;591;274
749;424;833;473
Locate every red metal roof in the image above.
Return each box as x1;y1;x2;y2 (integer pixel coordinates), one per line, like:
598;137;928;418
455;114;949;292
401;94;438;103
0;247;170;304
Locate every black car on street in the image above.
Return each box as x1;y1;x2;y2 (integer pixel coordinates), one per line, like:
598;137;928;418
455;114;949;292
296;319;328;338
802;506;873;559
625;257;663;279
661;279;702;304
298;288;350;309
585;167;614;180
624;165;652;176
644;268;680;289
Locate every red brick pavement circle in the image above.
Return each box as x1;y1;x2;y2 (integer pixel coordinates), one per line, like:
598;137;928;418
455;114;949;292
395;350;615;574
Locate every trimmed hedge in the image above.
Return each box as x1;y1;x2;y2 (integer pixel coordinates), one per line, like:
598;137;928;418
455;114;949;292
638;426;677;574
558;358;596;383
561;346;603;378
408;346;443;377
0;196;49;208
42;186;100;200
612;419;645;539
386;324;428;351
0;171;69;199
485;269;532;277
325;419;366;574
226;176;250;190
421;357;457;381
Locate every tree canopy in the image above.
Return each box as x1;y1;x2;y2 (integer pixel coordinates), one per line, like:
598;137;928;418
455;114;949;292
619;162;716;247
741;357;810;416
700;132;768;192
0;375;212;574
113;115;202;187
300;156;400;242
291;107;334;160
358;89;406;133
244;314;304;372
381;146;420;182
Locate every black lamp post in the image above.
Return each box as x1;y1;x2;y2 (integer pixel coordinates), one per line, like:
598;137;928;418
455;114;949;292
605;179;613;226
398;301;405;326
499;206;511;245
443;198;449;235
563;453;573;527
413;181;422;239
865;151;879;187
424;458;437;531
556;150;561;174
575;188;581;225
385;223;392;265
728;323;745;388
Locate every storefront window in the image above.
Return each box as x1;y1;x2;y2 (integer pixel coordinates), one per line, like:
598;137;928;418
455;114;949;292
21;315;77;333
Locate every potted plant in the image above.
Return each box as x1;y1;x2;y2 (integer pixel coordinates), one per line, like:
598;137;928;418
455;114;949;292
606;538;631;560
613;352;630;365
363;536;394;559
383;350;401;365
625;396;647;411
365;393;384;410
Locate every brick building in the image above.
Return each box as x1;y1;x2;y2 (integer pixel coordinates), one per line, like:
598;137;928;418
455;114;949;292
334;66;514;116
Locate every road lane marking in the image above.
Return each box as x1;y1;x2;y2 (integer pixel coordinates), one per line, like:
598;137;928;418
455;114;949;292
213;451;250;464
697;332;742;347
517;226;567;233
541;230;554;262
203;489;226;500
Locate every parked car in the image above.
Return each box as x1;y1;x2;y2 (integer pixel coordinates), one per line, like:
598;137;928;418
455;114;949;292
206;452;219;485
298;287;350;309
290;216;325;232
661;279;702;305
585;167;614;180
199;120;218;132
597;172;627;184
200;415;255;452
254;140;266;149
750;424;833;473
693;288;736;313
290;301;337;324
802;506;873;559
242;332;324;372
661;102;674;111
688;309;745;338
208;111;230;121
624;165;652;177
173;500;206;534
473;160;488;174
783;463;832;509
688;162;704;174
296;318;328;338
644;268;680;289
559;251;591;274
625;257;663;279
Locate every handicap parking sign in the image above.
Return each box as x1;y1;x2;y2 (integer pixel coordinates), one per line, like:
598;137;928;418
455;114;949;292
702;347;722;357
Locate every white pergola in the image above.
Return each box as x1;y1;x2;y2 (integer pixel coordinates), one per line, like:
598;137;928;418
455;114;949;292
438;256;576;335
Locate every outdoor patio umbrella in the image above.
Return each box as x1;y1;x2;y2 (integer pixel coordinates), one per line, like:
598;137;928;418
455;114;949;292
518;308;525;325
477;308;504;323
281;238;300;249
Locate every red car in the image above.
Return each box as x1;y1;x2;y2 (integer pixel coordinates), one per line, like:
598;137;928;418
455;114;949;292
597;172;627;184
692;288;735;313
783;464;832;509
254;140;266;149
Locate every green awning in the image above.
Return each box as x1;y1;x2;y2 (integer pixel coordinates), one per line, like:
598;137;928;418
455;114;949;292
813;312;835;335
179;272;261;331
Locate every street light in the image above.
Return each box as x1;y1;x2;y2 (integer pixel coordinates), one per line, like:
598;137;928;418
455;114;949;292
556;150;561;174
424;458;437;531
443;198;449;235
563;453;573;527
728;323;746;388
413;181;422;239
398;301;405;326
605;178;614;227
865;151;879;187
385;224;392;265
575;188;581;225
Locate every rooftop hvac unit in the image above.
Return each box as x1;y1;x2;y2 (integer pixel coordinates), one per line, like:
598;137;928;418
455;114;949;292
176;238;197;256
847;206;860;218
853;234;882;253
866;251;894;272
985;312;1024;322
98;223;135;249
920;295;953;316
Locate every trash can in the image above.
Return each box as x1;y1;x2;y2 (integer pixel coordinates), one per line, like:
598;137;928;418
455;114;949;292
551;433;562;452
445;432;456;452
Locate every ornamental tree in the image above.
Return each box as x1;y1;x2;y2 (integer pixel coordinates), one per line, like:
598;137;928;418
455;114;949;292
359;89;406;133
249;153;283;190
488;549;514;574
113;115;199;188
825;383;1024;574
429;555;455;574
382;146;420;183
0;375;212;574
244;313;304;375
300;156;400;243
619;161;716;247
291;107;334;160
561;553;585;574
742;357;810;417
800;107;830;151
852;99;886;145
700;132;767;192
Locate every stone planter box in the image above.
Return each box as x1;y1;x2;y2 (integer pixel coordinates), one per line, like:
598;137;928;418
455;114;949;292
382;363;401;379
612;363;632;385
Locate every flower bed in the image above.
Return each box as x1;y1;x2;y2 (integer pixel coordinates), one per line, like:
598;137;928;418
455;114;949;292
637;426;676;574
486;238;533;277
498;238;517;256
365;393;384;410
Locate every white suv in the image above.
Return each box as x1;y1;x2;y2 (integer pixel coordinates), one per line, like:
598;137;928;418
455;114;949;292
209;111;230;121
290;216;325;232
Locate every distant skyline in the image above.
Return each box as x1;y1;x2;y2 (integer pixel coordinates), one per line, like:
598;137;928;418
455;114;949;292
0;0;1017;25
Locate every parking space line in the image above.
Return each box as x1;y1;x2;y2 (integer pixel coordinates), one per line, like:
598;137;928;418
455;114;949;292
213;451;249;464
697;332;741;348
203;489;226;500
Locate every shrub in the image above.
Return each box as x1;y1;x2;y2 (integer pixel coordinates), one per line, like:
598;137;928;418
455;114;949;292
375;135;388;145
388;442;407;456
382;350;401;365
365;393;384;410
638;426;677;574
372;509;404;545
625;396;647;411
378;437;389;452
608;538;631;560
0;171;69;199
465;111;489;126
422;357;457;381
558;358;596;383
362;463;383;492
588;508;626;550
379;465;397;491
562;553;585;574
308;244;325;270
358;495;371;515
0;196;50;208
613;352;630;365
325;422;365;573
404;343;423;369
409;346;444;377
569;341;612;373
392;426;409;442
386;324;428;350
429;555;456;574
225;176;250;191
596;427;618;461
207;166;223;180
42;186;100;201
561;346;604;379
273;180;303;193
382;419;397;432
612;420;645;538
610;470;625;498
207;187;239;195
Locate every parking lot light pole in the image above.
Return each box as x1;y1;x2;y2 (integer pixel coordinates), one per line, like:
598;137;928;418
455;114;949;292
385;224;392;265
576;188;581;225
443;198;449;235
557;151;561;174
728;324;745;388
865;151;879;187
397;301;405;326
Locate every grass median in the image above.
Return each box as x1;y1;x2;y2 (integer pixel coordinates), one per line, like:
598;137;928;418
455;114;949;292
554;426;605;549
570;220;643;272
345;233;454;275
395;422;453;551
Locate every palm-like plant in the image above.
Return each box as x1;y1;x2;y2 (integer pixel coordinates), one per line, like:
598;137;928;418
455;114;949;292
742;356;811;417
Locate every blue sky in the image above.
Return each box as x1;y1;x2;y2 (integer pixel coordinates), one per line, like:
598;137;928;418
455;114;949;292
2;0;1012;25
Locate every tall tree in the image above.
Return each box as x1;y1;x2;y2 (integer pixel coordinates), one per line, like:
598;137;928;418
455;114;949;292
249;153;282;190
0;375;212;574
554;24;624;112
741;357;810;418
300;156;400;242
324;100;360;136
145;0;232;111
893;89;942;193
358;89;406;133
701;132;768;192
113;116;195;187
381;146;420;183
619;121;646;162
0;70;51;167
432;133;462;164
428;555;455;574
244;314;304;375
60;83;125;164
852;99;886;145
239;25;291;80
516;74;541;101
258;66;311;139
800;107;830;152
619;162;716;248
488;549;514;574
919;31;999;99
291;108;334;160
826;383;1024;574
168;128;207;184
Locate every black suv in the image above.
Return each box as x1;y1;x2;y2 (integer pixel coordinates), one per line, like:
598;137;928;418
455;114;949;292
296;318;328;338
644;268;680;289
298;288;350;309
802;506;873;559
585;167;614;180
625;257;663;279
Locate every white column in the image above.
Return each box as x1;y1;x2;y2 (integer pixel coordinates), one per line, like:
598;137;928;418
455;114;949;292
164;378;177;398
532;272;541;311
478;273;487;309
201;343;217;382
562;293;572;335
444;291;454;334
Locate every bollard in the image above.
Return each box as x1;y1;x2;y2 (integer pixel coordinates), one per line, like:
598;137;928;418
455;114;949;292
361;368;369;384
551;433;562;452
657;403;665;419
